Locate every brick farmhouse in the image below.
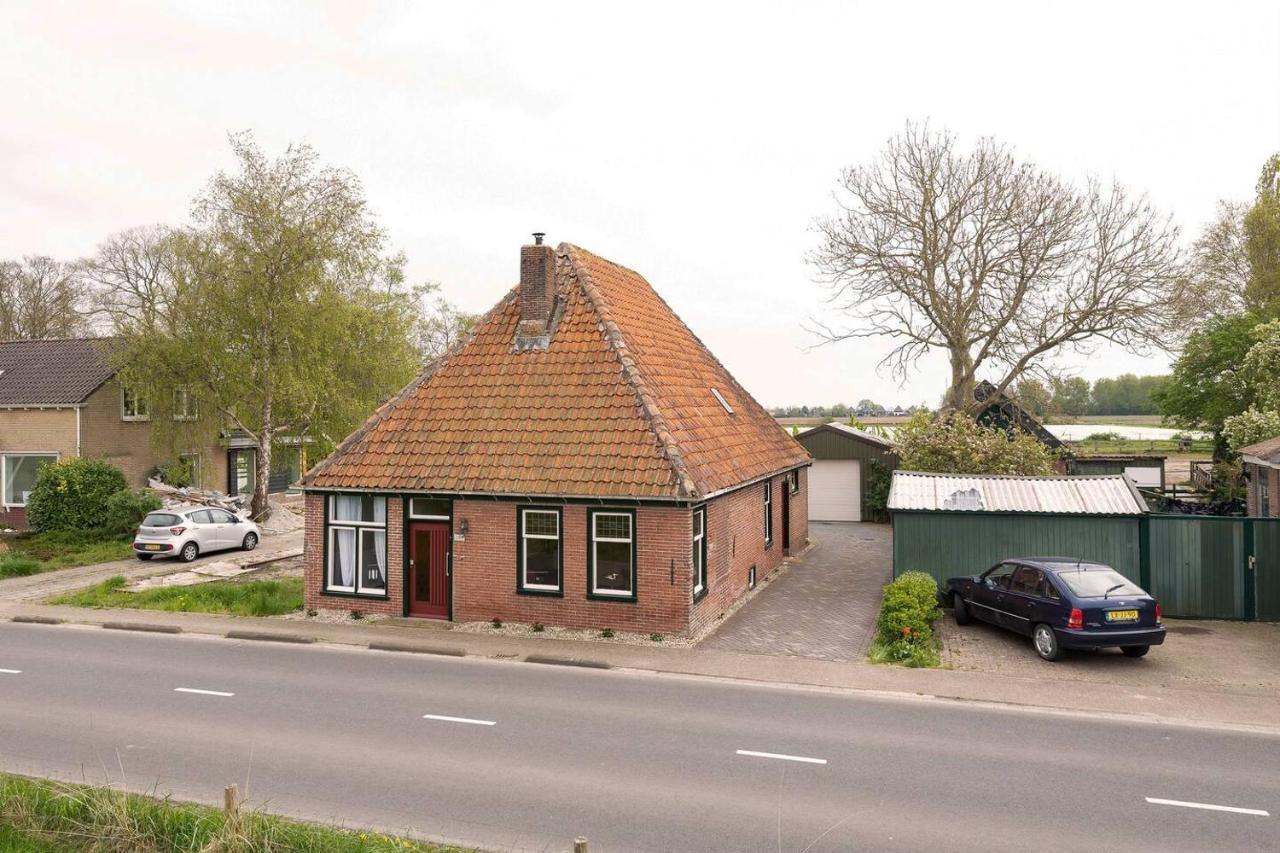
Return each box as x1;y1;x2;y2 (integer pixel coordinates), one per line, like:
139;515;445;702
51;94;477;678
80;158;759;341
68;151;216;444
300;238;811;635
1240;435;1280;518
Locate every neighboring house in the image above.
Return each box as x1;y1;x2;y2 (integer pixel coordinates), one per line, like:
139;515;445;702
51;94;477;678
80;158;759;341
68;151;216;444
795;422;896;522
1238;435;1280;517
0;338;302;528
300;237;811;635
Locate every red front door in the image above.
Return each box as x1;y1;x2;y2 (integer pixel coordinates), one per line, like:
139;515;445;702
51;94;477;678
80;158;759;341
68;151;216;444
409;522;451;619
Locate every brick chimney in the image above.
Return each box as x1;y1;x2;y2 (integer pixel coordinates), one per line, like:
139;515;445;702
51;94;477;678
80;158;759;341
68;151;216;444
517;232;556;342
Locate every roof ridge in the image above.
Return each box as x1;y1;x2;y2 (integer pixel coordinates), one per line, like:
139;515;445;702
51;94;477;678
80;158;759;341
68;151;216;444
562;244;697;499
299;286;519;487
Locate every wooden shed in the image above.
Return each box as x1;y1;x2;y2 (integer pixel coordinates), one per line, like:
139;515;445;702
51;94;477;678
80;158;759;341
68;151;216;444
795;423;896;522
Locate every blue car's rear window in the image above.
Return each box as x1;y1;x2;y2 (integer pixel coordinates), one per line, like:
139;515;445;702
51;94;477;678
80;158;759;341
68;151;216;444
1056;569;1143;598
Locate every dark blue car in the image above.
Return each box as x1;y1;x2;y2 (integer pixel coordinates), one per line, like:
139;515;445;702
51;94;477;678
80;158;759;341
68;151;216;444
945;558;1166;661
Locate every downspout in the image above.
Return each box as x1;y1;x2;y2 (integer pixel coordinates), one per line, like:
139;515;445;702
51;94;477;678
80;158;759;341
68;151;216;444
76;406;82;457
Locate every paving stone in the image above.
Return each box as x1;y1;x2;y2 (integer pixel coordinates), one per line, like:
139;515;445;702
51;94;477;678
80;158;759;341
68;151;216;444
700;522;891;661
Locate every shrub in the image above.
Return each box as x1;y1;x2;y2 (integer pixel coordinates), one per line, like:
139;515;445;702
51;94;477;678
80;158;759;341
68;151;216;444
649;632;664;643
871;571;942;667
491;617;503;628
101;489;163;536
0;555;42;579
895;411;1057;476
25;458;128;532
531;622;544;632
1084;430;1124;442
153;459;196;488
864;459;893;521
599;627;614;638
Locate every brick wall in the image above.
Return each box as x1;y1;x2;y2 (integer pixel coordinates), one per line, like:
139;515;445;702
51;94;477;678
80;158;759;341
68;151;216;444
303;493;406;617
80;379;224;489
451;500;692;635
0;407;77;528
302;470;807;634
689;470;800;636
1247;463;1280;518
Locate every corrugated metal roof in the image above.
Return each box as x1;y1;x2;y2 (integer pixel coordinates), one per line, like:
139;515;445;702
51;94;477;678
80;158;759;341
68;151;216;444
888;471;1148;515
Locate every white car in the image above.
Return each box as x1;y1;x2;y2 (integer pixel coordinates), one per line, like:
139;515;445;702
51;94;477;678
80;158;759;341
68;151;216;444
133;507;261;562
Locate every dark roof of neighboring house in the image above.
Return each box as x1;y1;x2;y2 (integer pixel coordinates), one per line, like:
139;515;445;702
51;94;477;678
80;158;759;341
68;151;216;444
0;338;116;406
303;243;810;500
797;421;896;451
973;380;1064;450
1238;435;1280;465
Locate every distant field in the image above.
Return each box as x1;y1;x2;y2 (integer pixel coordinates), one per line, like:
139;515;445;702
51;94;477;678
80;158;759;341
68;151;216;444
776;413;1169;427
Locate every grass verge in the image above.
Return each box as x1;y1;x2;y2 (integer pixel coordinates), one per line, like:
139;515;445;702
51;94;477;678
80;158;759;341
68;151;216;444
49;575;304;617
0;772;470;852
0;529;134;579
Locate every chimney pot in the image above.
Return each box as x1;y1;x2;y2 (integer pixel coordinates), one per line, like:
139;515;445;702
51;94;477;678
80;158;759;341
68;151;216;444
533;231;545;245
518;236;556;339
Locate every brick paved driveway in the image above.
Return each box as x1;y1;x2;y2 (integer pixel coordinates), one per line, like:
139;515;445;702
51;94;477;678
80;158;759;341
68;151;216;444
700;522;891;661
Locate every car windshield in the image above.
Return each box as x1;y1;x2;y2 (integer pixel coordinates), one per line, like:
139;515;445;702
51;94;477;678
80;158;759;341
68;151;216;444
141;513;182;527
1055;569;1144;598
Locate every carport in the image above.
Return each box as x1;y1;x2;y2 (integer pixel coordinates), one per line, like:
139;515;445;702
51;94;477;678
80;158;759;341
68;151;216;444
796;423;896;522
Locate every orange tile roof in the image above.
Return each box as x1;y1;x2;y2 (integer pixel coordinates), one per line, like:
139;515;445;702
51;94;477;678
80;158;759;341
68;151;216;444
302;243;810;499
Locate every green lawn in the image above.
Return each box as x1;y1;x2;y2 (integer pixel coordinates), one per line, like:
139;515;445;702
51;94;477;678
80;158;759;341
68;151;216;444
49;575;304;617
1066;438;1213;456
0;773;470;852
0;530;134;579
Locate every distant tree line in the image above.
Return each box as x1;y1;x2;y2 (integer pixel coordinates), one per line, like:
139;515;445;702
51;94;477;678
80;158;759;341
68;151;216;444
1009;374;1168;417
771;400;927;418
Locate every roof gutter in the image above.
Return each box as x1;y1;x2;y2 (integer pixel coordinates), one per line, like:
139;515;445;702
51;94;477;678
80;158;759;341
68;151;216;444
0;403;84;410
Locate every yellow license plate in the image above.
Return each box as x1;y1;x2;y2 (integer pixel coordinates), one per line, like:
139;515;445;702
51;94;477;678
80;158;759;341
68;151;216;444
1105;609;1138;622
143;544;162;551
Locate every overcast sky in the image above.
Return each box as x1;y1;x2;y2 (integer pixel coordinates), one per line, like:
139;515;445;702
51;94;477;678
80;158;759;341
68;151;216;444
3;1;1278;408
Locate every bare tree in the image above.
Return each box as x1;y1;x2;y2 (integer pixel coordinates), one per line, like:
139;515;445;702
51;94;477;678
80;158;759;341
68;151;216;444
0;256;89;340
81;225;179;331
810;125;1183;411
414;282;477;362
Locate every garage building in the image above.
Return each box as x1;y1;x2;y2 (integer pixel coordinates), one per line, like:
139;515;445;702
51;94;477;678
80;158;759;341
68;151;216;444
795;423;897;522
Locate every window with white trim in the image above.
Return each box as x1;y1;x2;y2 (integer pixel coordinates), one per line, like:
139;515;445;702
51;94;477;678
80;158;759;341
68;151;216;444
326;494;387;596
1;454;57;507
173;388;198;421
789;469;800;495
763;481;773;545
590;510;635;598
519;508;562;593
121;386;150;421
692;507;707;599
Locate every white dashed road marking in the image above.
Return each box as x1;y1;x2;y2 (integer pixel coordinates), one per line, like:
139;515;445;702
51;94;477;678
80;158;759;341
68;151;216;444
1145;797;1270;817
736;749;828;765
422;714;497;727
0;669;21;674
174;687;235;697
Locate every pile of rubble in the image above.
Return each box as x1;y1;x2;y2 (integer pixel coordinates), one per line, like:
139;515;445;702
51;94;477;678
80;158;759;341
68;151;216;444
144;479;304;532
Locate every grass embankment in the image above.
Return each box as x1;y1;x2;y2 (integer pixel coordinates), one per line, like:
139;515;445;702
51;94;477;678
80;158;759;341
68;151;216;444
0;773;469;852
49;575;304;617
0;530;134;579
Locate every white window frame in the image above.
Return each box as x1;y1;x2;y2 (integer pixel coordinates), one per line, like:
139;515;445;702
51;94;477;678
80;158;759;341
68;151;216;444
764;480;773;546
692;506;706;598
325;494;388;597
408;496;451;521
173;388;198;421
519;508;562;593
590;510;635;598
120;386;150;421
1;452;59;508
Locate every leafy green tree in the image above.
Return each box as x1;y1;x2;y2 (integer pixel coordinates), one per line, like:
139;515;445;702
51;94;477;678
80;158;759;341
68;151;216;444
1050;376;1092;416
856;398;886;415
1091;374;1165;415
1244;154;1280;312
1154;313;1261;435
1011;378;1054;417
111;134;421;518
893;411;1058;476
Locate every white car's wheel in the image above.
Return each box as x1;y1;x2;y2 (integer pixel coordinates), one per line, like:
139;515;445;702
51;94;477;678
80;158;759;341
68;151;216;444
242;532;258;551
180;542;199;563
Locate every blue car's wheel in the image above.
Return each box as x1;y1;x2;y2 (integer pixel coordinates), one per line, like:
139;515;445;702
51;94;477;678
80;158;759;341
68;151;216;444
1033;623;1063;661
952;592;971;625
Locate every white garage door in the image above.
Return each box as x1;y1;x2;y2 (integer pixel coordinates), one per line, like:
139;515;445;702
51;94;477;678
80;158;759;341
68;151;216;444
809;459;861;522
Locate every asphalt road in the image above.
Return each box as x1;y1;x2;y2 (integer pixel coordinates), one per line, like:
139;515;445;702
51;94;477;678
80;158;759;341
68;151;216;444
0;623;1277;852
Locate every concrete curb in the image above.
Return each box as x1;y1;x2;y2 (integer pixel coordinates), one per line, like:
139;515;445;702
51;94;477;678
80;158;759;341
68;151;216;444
368;642;466;657
225;630;315;644
103;622;182;634
524;655;611;669
10;615;63;625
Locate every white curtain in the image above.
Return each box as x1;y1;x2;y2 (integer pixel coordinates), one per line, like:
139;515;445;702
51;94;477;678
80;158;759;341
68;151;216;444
369;530;386;587
373;497;386;523
335;495;363;522
335;528;355;586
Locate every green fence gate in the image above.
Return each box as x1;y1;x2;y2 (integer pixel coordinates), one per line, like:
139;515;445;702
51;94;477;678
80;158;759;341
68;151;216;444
1144;515;1280;621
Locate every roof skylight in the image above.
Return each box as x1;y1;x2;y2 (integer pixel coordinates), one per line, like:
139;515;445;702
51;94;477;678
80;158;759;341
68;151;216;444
711;387;734;415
